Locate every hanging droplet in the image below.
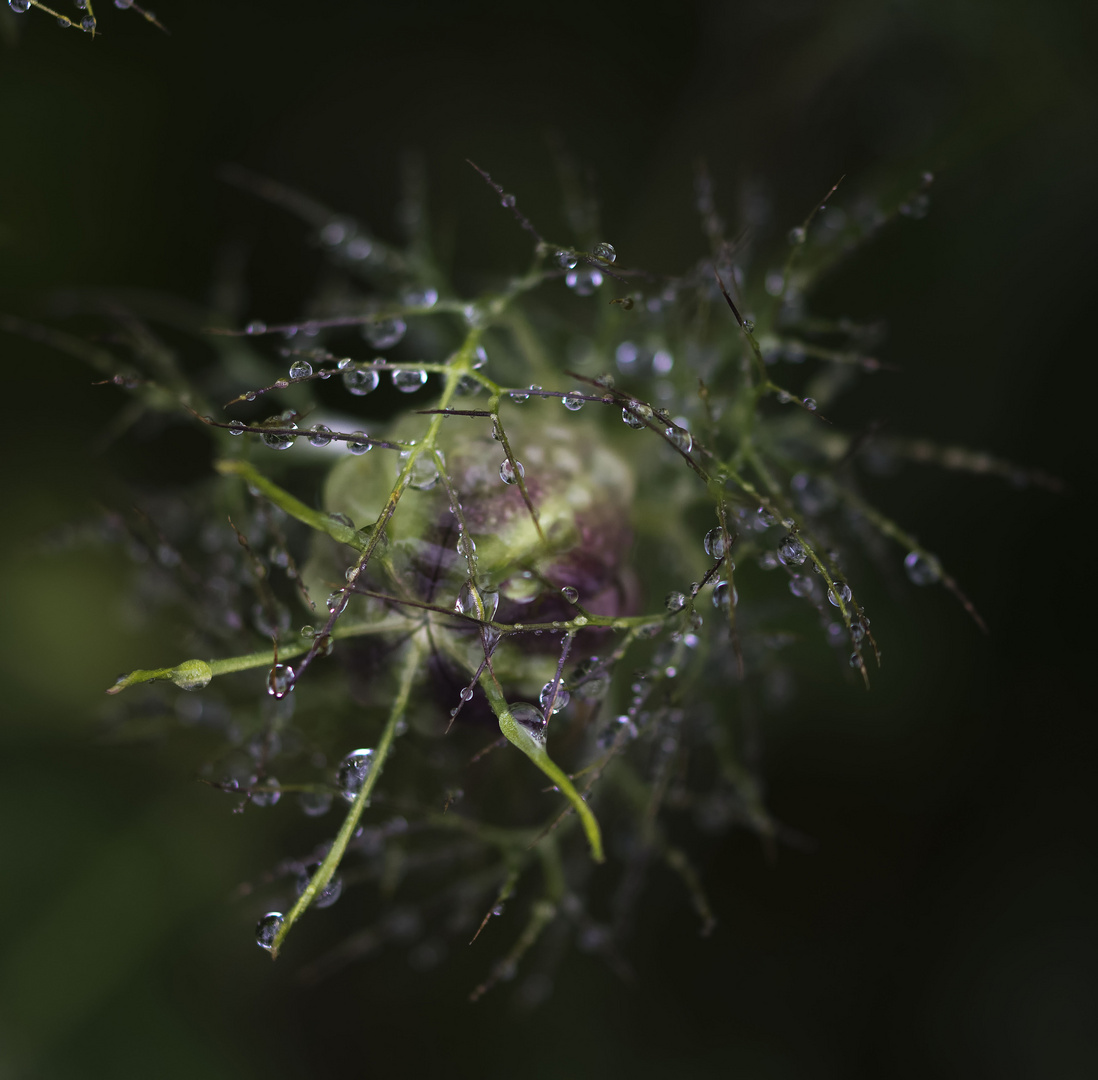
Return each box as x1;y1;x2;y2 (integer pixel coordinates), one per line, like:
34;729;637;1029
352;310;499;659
363;317;406;349
228;420;246;436
348;431;371;455
777;534;807;566
298;790;333;817
295;861;343;909
904;551;941;586
665;591;686;612
501;571;540;604
456;533;477;559
556;251;578;270
703;527;726;559
499;459;524;485
456;582;499;621
788;226;806;245
404;287;438;308
255;912;284;950
789;575;815;599
326;590;348;615
309;424;333;447
539;682;571;714
621;402;652;429
289;359;313;380
561;391;585;411
267;663;296;699
262;420;297;450
337;748;375;802
803;397;818;411
712;581;738;609
566;268;604;295
500;192;516;208
827;582;852;607
742;318;756;333
398;450;439;489
509;702;547;745
665;425;693;453
593;241;617;263
560;585;579;604
392;368;427;393
342;366;380;396
250;778;281;808
245;320;267;335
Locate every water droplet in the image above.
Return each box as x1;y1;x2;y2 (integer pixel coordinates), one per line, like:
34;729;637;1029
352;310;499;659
309;424;333;447
803;397;818;411
621;402;652;429
849;652;863;670
299;790;333;817
80;14;95;30
713;581;737;609
539;682;570;714
228;420;246;436
460;687;474;702
261;419;297;451
329;512;355;529
338;748;375;802
499;459;524;485
665;591;686;612
703;527;726;559
326;590;348;615
562;391;584;411
758;551;780;570
456;533;477;559
245;320;267;335
511;384;536;404
456;582;499;621
501;571;540;604
342;365;380;396
251;778;281;807
777;534;807;566
560;586;579;604
556;251;578;270
296;861;343;909
565;268;603;295
742;319;756;333
348;431;371;455
256;912;284;950
666;425;692;453
788;226;806;245
392;368;427;393
267;663;295;699
500;192;516;208
398;450;439;489
827;582;852;607
404;287;438;308
904;551;941;586
363;317;406;349
289;359;312;380
593;241;617;263
57;15;72;27
789;575;815;599
509;702;547;745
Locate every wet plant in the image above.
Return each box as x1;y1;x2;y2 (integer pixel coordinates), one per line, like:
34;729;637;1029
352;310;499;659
7;155;1058;1003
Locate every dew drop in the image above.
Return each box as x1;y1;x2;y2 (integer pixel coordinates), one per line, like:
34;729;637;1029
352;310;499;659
788;226;806;245
267;663;295;699
621;402;652;429
777;534;807;566
456;582;499;621
298;790;333;817
712;581;738;609
348;431;372;455
228;420;246;436
556;251;578;270
326;590;348;615
392;368;428;393
251;778;281;808
363;317;406;349
566;268;603;295
309;424;333;447
256;912;284;950
666;425;693;453
539;682;570;714
499;459;524;485
560;586;579;604
500;192;516;208
703;527;726;559
562;391;585;411
742;319;756;333
789;575;815;599
803;397;818;411
904;551;941;586
337;748;375;802
827;582;852;607
80;14;95;30
245;320;267;335
295;862;343;909
399;450;439;489
665;591;686;612
342;365;380;396
509;702;547;745
593;241;617;263
289;359;312;380
501;571;539;604
261;419;297;451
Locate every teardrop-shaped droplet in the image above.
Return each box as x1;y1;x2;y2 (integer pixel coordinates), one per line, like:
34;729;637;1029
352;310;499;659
593;241;617;263
342;366;380;396
499;459;524;485
703;527;726;559
392;368;428;393
337;748;375;802
256;912;284;950
539;682;570;714
363;317;406;349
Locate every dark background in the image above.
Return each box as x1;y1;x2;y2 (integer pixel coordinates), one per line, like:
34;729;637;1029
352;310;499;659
0;1;1094;1077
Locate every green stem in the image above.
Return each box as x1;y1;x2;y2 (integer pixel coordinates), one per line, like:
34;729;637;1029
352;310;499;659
270;630;427;958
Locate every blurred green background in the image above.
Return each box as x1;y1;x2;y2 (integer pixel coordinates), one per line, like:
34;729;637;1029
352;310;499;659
1;1;1094;1077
